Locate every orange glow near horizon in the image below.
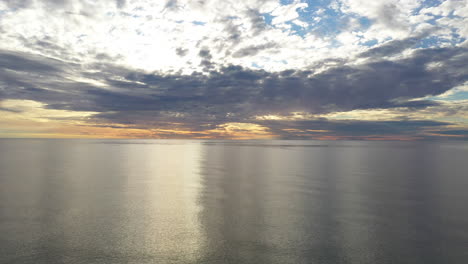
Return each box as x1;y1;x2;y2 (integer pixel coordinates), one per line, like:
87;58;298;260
1;99;466;140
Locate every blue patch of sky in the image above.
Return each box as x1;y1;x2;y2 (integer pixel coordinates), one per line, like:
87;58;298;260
251;62;261;68
328;38;343;48
413;0;444;14
430;91;468;101
456;36;466;45
299;0;345;36
358;17;372;30
361;39;378;47
416;35;449;48
261;12;274;25
263;0;348;38
265;0;457;49
280;0;295;5
423;14;444;26
192;21;206;26
451;92;468;101
301;0;330;11
416;33;465;49
268;0;375;41
286;22;309;37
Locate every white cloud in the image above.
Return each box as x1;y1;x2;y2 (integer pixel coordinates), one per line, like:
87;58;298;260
0;0;465;76
420;0;468;17
271;1;308;25
340;0;422;41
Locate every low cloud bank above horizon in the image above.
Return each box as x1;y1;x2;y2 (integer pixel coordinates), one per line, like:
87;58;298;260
0;0;467;139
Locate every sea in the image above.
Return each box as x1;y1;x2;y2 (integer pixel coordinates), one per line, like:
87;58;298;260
1;139;468;264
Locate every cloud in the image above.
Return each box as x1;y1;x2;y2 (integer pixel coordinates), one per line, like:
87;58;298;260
175;47;189;57
1;0;34;9
431;130;468;136
232;43;278;58
358;33;428;58
271;1;308;25
0;43;466;128
115;0;126;9
340;0;421;34
258;119;452;139
244;9;269;35
0;50;62;73
420;0;468;17
198;48;214;70
0;0;467;139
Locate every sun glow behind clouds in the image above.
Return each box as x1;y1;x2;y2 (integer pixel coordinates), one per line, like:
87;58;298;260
0;100;275;139
0;100;97;122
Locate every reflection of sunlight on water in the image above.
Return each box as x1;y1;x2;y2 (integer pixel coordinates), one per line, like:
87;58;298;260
142;140;204;262
112;140;204;262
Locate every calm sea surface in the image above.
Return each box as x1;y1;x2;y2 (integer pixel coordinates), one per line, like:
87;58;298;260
1;139;468;264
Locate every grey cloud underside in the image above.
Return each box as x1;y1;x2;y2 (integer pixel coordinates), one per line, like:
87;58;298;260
245;9;268;35
432;130;468;136
220;18;243;46
0;107;22;113
358;34;427;58
0;44;467;138
175;47;189;57
259;119;452;139
232;43;278;58
378;3;407;29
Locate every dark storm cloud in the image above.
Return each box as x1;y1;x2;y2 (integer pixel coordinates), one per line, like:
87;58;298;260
0;42;467;138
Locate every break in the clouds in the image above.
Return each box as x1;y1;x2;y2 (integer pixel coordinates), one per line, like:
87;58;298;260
0;0;467;139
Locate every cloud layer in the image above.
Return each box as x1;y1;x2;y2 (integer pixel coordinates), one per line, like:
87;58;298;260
0;0;467;139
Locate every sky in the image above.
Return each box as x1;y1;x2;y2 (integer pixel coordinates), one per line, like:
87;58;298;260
0;0;467;140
